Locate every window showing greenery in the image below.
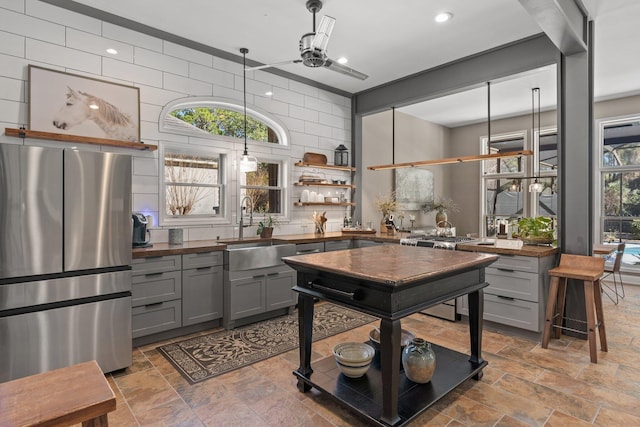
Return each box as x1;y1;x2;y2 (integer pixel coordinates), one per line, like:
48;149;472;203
171;108;279;143
164;151;223;217
241;161;283;214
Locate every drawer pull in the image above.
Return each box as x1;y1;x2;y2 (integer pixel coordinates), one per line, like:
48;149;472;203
309;282;356;300
297;249;321;253
144;302;164;308
267;272;280;277
497;295;515;301
497;268;515;272
144;272;164;277
196;266;212;271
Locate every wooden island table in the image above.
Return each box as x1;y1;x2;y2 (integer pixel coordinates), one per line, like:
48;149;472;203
283;245;498;426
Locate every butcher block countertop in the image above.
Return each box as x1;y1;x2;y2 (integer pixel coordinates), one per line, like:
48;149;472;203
132;231;558;259
456;241;559;257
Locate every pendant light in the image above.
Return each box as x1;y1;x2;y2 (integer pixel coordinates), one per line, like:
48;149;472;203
239;48;258;173
529;87;543;193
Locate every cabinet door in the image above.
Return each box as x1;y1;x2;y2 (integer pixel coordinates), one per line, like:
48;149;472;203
182;266;223;326
325;240;352;252
228;276;265;320
265;269;297;310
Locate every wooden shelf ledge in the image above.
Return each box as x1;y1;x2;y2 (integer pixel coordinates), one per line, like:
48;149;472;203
5;128;158;151
295;161;355;172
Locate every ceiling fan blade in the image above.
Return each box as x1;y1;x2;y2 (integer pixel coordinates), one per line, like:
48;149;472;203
245;59;301;71
311;15;335;52
323;58;368;80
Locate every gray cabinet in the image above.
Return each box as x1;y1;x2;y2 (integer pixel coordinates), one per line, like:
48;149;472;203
296;242;324;254
224;265;296;329
458;253;556;332
182;252;223;327
131;255;183;338
324;239;352;252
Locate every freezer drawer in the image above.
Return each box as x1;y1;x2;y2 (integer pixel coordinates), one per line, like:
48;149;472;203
0;296;132;382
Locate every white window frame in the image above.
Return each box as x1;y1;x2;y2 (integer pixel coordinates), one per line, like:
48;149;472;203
238;151;290;222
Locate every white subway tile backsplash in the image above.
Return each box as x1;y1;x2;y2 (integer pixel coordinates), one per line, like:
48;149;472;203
132;192;158;213
212;85;243;102
135;47;188;76
67;28;133;63
0;31;25;57
0;54;30;79
289;105;318;122
289;80;319;98
254;71;289;90
140;102;161;123
189;62;234;88
318;88;349;106
254;95;288;117
102;22;163;52
103;57;162;87
319;111;345;129
0;98;22;123
26;39;101;74
163;72;212;96
0;75;24;102
305;121;333;138
0;8;65;45
272;87;304;106
289;130;319;148
163;41;212;67
136;84;184;107
332;127;349;141
331;103;351;118
275;114;305;133
304;95;333;114
1;0;24;13
212;56;242;75
133;155;159;177
132;174;158;194
26;0;100;35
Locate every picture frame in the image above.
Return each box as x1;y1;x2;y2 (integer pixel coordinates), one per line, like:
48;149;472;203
395;168;434;210
28;65;140;142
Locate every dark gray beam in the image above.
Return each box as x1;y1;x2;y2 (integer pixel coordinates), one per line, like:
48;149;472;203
354;34;557;116
518;0;587;55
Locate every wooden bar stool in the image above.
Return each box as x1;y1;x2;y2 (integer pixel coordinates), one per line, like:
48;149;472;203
542;254;607;363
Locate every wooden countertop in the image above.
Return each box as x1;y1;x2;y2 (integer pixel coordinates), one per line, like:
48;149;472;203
133;232;558;259
283;245;498;287
456;241;559;257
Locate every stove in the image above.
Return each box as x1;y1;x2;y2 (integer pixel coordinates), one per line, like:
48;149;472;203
404;234;477;321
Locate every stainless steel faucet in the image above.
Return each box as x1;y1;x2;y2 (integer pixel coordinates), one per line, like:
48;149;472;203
238;196;254;239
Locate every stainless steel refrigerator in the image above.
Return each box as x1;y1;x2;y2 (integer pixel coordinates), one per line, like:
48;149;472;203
0;144;133;382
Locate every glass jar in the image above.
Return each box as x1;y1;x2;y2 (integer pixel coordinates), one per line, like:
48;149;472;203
402;337;436;383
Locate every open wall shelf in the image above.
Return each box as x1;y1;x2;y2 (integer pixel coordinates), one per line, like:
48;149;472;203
294;161;355;172
4;128;158;151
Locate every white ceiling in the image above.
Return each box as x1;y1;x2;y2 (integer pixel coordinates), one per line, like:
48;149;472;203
68;0;640;127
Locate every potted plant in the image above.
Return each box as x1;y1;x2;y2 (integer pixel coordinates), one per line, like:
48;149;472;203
257;212;279;238
423;197;459;225
513;216;555;245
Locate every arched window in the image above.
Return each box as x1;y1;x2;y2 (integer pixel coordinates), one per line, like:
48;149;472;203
158;97;290;225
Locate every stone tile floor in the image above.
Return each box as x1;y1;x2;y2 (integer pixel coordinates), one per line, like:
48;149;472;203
105;285;640;426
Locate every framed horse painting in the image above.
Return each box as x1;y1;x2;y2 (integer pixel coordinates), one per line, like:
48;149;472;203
28;65;140;142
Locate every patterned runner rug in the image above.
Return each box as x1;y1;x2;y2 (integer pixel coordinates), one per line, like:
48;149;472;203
157;303;377;383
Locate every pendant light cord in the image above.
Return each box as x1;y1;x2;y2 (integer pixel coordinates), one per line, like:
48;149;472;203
487;82;491;147
392;106;395;164
241;47;249;156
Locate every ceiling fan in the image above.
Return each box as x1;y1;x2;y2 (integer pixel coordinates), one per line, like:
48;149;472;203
245;0;368;80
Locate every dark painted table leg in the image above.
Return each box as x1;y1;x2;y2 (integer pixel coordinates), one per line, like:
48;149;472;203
296;293;314;392
379;318;401;426
467;288;485;380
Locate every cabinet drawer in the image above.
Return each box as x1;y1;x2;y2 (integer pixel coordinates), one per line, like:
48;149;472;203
457;294;540;332
183;251;223;269
132;299;182;338
485;269;539;302
483;293;540;332
132;255;181;275
296;242;324;254
132;270;182;307
490;255;539;274
325;240;352;252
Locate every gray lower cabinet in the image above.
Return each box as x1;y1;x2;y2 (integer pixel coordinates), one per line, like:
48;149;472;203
224;265;296;329
182;252;223;327
131;255;183;338
458;253;556;332
324;239;352;251
296;242;324;254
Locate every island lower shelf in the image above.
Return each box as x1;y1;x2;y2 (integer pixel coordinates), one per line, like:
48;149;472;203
294;343;487;427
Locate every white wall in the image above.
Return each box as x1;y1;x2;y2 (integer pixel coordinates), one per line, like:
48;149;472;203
0;0;352;242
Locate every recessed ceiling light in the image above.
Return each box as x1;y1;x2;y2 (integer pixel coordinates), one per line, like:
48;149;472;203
89;103;99;110
337;57;348;65
265;91;273;96
106;48;118;55
434;12;453;23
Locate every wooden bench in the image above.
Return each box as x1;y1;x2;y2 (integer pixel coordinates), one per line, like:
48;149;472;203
0;360;116;426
